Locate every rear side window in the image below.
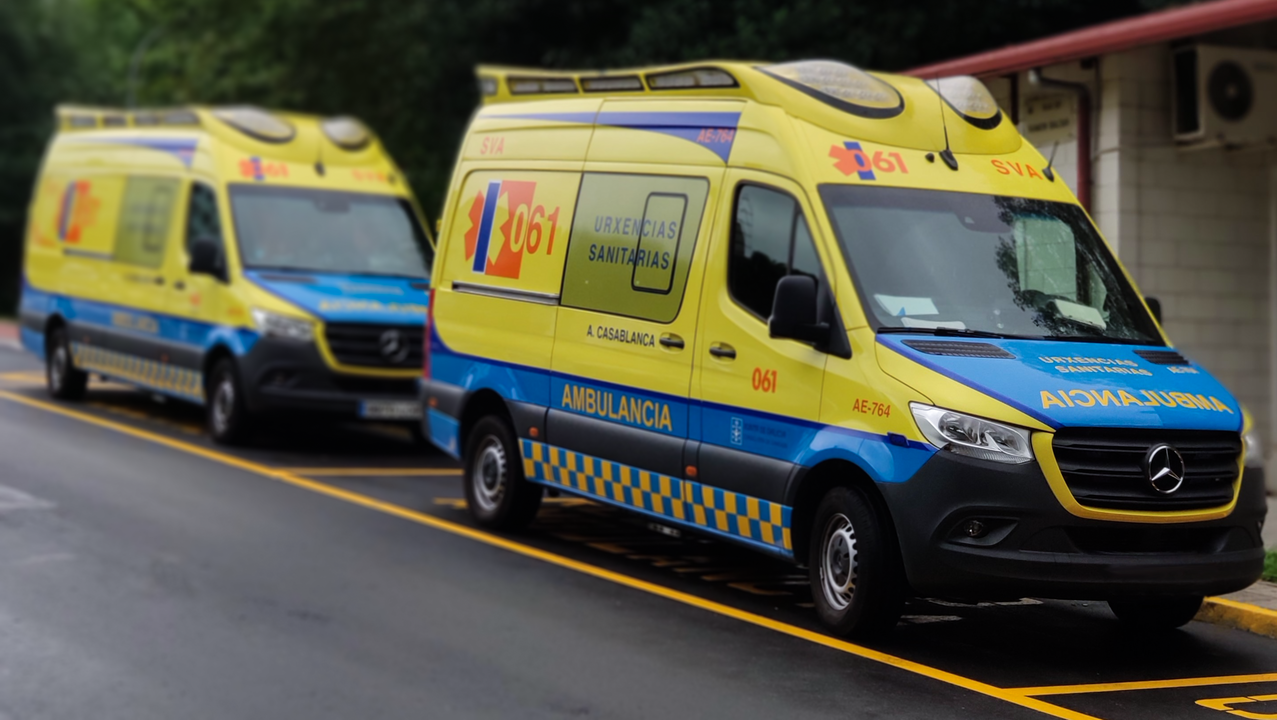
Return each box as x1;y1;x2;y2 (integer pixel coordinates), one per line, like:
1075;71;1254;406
560;173;709;323
115;176;179;268
728;184;821;320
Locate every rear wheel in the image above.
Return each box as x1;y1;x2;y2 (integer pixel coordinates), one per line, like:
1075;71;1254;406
808;485;905;639
1108;596;1203;630
45;326;87;401
463;415;541;530
207;359;254;445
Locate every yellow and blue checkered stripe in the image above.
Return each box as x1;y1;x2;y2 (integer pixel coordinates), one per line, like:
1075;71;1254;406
521;439;792;556
71;342;204;404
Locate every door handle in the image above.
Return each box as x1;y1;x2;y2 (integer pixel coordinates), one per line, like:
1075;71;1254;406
709;342;736;360
153;276;165;286
659;334;684;350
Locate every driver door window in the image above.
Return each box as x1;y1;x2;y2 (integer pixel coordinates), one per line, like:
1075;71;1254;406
186;182;224;255
727;184;822;321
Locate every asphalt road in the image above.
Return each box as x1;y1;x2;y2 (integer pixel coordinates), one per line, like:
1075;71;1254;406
1;343;1277;720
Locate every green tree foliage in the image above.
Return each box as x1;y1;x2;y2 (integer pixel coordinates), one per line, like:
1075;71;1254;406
1;0;1185;313
0;0;135;313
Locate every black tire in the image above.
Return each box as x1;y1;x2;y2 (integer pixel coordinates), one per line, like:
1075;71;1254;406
1108;596;1203;630
207;358;254;445
808;485;905;639
46;326;87;401
463;415;541;530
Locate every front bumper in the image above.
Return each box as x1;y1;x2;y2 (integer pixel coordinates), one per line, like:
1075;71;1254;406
239;338;419;418
878;451;1266;600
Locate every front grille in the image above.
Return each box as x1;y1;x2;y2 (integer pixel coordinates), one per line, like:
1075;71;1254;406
324;323;424;369
1052;428;1240;511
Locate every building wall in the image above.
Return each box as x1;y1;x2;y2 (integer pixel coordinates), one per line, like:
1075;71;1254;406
1012;45;1273;452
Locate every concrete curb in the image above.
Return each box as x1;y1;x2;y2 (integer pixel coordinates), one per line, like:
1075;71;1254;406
1197;596;1277;639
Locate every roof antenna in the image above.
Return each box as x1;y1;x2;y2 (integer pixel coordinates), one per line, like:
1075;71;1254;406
1042;140;1059;182
930;78;959;171
315;132;326;177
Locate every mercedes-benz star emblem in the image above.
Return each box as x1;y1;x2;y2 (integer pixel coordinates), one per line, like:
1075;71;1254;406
379;329;410;364
1145;444;1186;495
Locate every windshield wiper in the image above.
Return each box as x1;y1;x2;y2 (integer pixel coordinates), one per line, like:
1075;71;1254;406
877;326;1023;340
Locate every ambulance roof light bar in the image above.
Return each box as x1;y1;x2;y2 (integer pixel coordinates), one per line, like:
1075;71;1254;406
646;67;738;89
55;105;203;131
211;106;295;143
476;63;742;102
321;116;372;150
930;74;1003;129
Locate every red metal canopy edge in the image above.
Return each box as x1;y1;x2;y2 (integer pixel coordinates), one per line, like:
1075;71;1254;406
905;0;1277;78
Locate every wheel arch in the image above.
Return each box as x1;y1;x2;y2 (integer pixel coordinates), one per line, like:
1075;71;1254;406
789;458;900;563
457;388;515;457
201;344;237;398
42;313;67;353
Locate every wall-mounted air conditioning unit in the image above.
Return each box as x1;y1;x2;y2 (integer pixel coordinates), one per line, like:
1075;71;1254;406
1172;44;1277;148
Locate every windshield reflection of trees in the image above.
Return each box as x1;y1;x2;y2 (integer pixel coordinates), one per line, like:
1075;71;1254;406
990;196;1139;340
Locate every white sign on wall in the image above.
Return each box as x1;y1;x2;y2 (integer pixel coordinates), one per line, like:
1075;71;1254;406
1020;94;1076;144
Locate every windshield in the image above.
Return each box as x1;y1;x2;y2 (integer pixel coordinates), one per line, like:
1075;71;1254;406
819;185;1162;344
229;185;433;277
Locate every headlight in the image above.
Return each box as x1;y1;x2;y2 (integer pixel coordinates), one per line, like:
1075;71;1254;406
1244;429;1265;469
251;308;314;342
910;403;1034;464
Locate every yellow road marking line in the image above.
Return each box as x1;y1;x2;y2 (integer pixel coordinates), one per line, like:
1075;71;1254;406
0;371;45;383
1016;673;1277;697
0;389;1102;720
279;467;461;477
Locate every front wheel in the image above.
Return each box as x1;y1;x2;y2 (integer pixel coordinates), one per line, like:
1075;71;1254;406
463;415;541;530
207;359;254;445
808;485;905;639
46;327;87;401
1108;596;1203;630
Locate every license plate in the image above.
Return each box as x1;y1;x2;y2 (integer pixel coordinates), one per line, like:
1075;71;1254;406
359;400;421;420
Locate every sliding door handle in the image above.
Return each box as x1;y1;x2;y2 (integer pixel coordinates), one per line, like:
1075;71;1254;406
709;343;736;360
659;334;684;349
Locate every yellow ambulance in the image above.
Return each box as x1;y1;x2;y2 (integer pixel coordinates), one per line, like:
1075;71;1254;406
21;106;433;444
423;61;1265;637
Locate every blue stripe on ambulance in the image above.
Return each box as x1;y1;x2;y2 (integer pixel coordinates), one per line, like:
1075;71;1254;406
428;326;935;485
878;335;1243;432
472;181;504;273
495;110;743;161
19;283;259;404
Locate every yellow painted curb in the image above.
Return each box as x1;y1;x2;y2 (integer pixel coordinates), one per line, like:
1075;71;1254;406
1197;596;1277;639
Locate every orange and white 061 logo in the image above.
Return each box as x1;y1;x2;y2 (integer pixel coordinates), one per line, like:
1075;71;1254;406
463;178;571;285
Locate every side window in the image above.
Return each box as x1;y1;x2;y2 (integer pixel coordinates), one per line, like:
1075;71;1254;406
186;182;223;252
728;184;822;319
560;173;709;323
115;176;179;268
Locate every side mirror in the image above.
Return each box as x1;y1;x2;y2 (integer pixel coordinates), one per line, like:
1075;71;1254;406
769;275;829;344
1146;296;1162;324
189;238;226;282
